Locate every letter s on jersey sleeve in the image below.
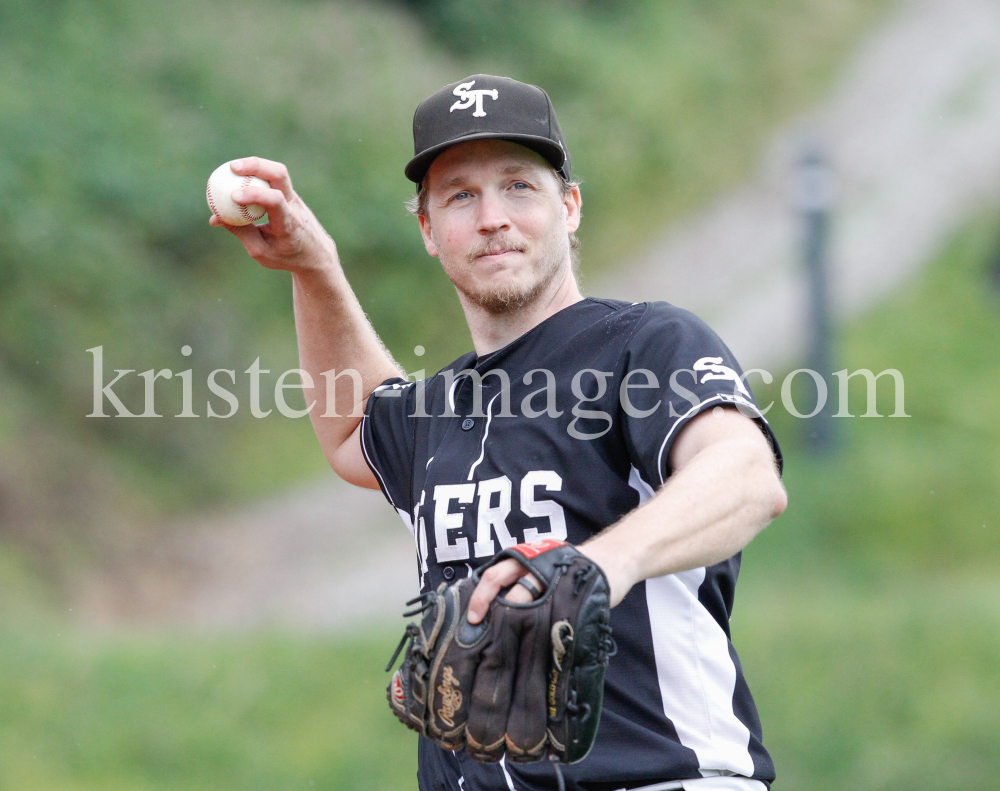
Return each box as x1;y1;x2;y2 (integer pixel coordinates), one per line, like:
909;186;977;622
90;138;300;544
618;303;780;488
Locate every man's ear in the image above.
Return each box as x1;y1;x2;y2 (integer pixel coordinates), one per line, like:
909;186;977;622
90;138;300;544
563;184;582;235
418;213;440;258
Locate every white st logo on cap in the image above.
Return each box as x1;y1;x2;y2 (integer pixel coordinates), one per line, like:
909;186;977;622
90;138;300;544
449;81;498;118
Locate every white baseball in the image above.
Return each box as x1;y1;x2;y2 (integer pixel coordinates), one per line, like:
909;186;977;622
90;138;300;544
206;161;270;226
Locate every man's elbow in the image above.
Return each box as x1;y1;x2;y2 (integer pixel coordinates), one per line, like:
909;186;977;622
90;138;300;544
327;432;382;490
748;444;787;522
767;477;788;521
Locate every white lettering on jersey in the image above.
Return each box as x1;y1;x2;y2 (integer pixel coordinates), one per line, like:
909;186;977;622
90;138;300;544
693;357;750;398
474;476;517;557
432;472;567;562
433;483;475;562
520;470;567;543
449;80;499;117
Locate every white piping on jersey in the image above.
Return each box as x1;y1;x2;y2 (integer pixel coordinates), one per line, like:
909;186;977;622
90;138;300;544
628;465;657;501
646;569;756;778
447;374;469;415
498;755;517;790
678;777;766;791
630;778;765;791
466;393;500;481
359;413;396;509
413;489;429;584
655;394;763;486
363;397;431;587
395;507;415;538
630;466;758;781
418;515;429;584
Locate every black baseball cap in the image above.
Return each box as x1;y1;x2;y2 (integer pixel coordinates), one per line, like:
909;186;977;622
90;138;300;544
405;74;571;185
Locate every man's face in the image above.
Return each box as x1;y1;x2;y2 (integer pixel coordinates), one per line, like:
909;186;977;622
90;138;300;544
418;139;582;315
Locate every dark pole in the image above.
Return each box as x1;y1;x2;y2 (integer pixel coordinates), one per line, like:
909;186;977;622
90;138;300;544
795;148;835;454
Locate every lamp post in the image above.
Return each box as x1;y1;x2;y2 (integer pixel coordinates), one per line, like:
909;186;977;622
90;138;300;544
795;148;835;454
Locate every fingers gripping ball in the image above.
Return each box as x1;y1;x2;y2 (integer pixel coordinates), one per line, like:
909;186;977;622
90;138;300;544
385;540;615;766
206;161;269;226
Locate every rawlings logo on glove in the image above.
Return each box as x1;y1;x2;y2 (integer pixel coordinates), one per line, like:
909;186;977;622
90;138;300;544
385;541;615;766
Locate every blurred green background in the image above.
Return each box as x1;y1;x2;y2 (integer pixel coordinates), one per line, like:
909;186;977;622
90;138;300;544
2;0;998;789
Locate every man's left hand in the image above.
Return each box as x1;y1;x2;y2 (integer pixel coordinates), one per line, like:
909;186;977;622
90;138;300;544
467;544;628;624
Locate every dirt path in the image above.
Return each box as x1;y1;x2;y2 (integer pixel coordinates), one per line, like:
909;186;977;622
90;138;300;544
78;478;419;630
79;0;1000;629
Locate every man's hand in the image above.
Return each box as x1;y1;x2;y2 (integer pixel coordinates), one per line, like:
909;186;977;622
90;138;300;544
467;548;627;624
466;560;539;624
209;156;337;275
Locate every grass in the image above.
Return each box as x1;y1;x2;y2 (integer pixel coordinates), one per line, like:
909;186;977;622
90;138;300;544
733;573;1000;791
2;575;998;791
0;627;417;791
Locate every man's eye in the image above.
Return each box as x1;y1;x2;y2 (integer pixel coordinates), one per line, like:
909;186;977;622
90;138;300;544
512;182;529;190
453;191;471;200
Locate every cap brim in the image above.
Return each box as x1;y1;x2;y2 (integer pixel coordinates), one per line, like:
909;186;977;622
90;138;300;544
404;132;567;184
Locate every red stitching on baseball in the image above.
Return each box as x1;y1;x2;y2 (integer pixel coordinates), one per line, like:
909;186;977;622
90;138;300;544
239;174;263;223
208;168;265;225
206;182;219;219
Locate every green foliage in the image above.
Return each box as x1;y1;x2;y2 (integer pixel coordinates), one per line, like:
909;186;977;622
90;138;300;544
0;627;417;791
733;574;1000;790
0;0;886;526
0;0;455;516
753;214;1000;571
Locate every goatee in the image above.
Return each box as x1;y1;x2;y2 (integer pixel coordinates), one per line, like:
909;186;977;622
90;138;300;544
460;233;566;315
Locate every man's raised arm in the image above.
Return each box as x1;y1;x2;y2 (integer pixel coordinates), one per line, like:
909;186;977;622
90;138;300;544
210;156;403;488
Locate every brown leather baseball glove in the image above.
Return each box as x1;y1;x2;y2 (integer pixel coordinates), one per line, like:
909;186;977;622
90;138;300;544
386;539;615;766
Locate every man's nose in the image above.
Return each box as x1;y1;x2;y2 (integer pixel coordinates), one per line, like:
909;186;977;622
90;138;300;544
476;190;511;234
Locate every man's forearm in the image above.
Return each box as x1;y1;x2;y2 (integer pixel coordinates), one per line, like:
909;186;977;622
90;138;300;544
582;433;786;606
291;258;404;461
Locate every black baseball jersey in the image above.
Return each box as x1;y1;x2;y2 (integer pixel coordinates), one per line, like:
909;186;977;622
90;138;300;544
362;298;781;791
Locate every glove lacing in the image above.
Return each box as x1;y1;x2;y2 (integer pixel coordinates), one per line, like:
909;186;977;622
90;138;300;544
384;591;438;672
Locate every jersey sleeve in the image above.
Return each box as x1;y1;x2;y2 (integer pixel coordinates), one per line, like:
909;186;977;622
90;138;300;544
360;377;417;514
618;303;781;488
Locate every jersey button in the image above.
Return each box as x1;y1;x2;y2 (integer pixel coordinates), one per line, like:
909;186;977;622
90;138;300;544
442;566;456;581
461;418;475;431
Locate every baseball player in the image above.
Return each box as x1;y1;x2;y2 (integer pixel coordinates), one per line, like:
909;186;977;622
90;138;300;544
213;74;786;791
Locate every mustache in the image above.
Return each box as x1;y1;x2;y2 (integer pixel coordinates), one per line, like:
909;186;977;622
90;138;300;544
467;234;527;263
